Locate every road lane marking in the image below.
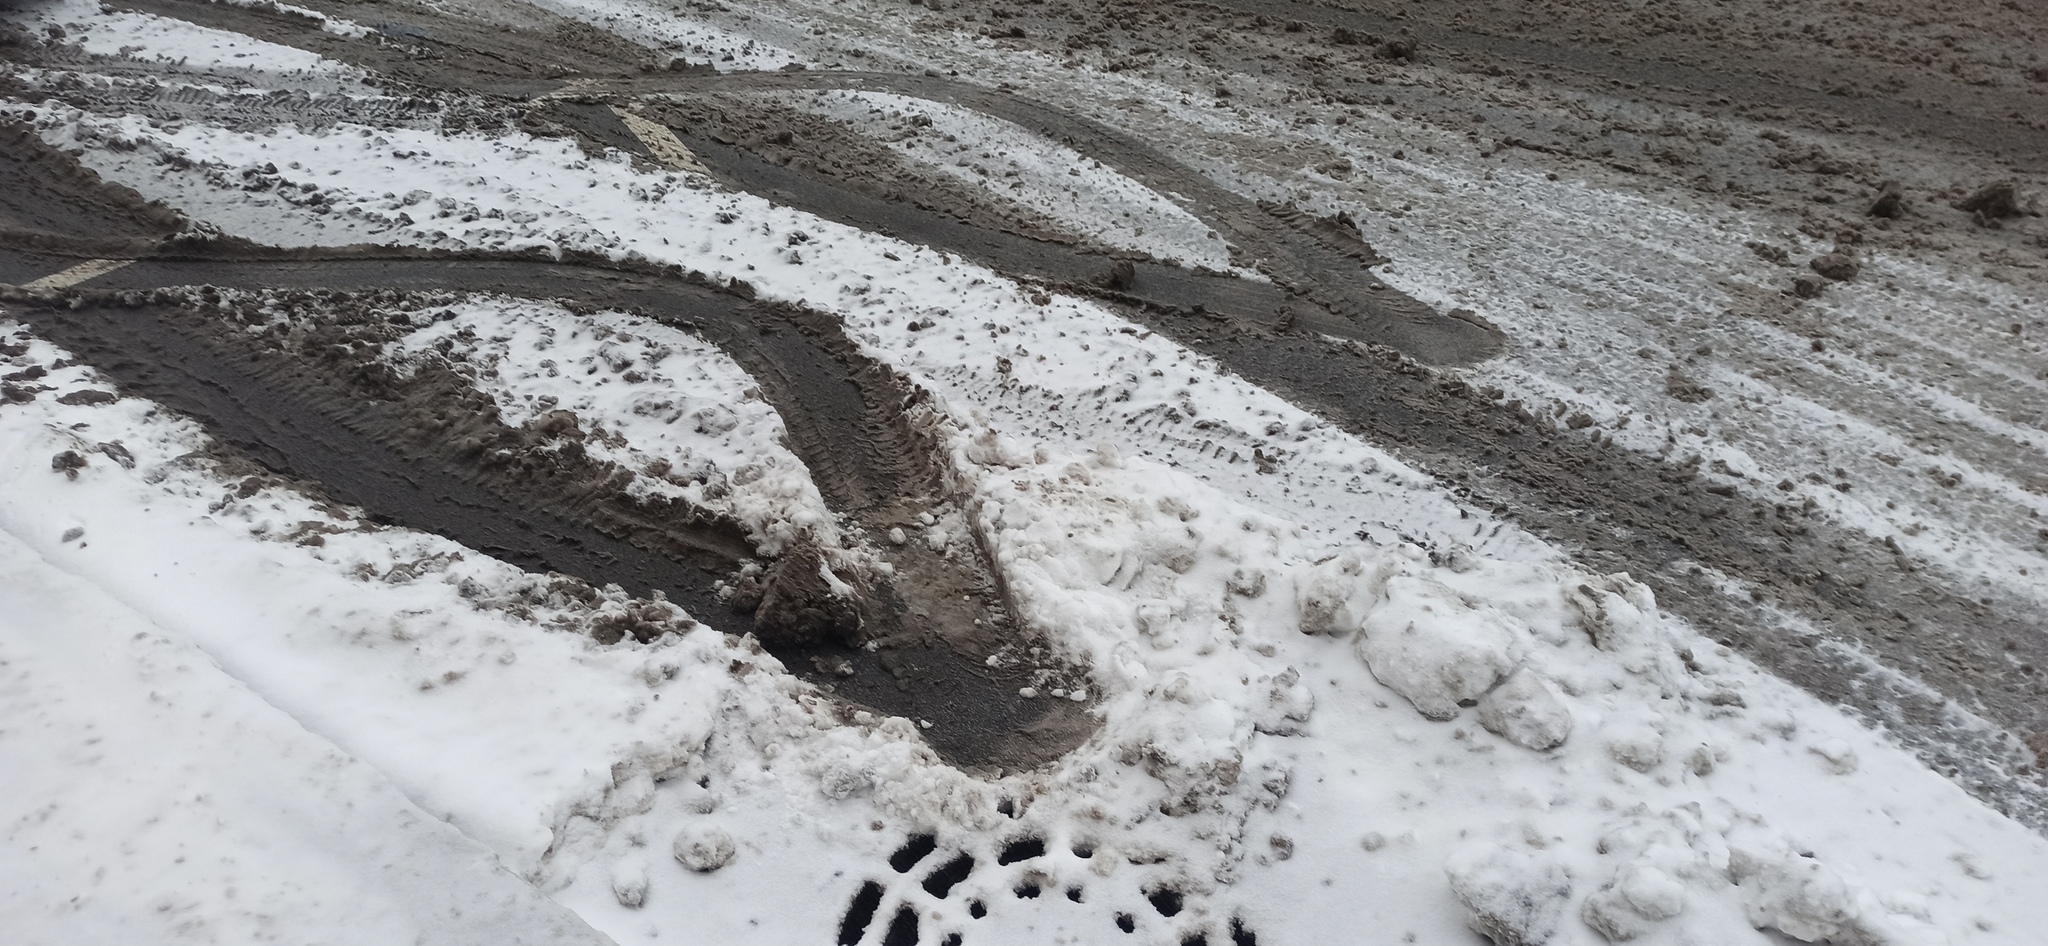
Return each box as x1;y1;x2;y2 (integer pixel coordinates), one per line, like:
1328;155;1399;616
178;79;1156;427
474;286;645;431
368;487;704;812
610;106;715;177
22;258;134;290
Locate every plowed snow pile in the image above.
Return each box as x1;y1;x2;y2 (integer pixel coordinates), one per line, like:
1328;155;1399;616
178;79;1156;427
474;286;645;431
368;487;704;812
4;4;2047;946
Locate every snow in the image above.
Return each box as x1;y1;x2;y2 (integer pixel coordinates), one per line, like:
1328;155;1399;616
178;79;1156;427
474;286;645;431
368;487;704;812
209;0;374;39
0;517;612;946
1357;567;1526;721
16;0;360;77
0;318;958;943
379;295;844;556
1447;841;1574;946
800;89;1240;271
1474;668;1575;752
21;104;1545;567
5;6;2048;946
527;0;802;71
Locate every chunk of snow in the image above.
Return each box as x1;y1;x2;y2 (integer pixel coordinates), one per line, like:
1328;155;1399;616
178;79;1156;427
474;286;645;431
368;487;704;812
1445;843;1572;946
1357;573;1521;720
1475;668;1573;751
671;825;736;873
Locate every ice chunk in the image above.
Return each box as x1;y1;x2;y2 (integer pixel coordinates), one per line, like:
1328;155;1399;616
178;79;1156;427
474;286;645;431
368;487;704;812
1730;845;1854;942
1251;667;1314;736
1726;830;1951;946
1563;573;1657;651
1475;668;1573;750
1561;574;1680;688
1357;575;1519;720
1808;738;1860;775
689;404;739;435
1446;843;1572;946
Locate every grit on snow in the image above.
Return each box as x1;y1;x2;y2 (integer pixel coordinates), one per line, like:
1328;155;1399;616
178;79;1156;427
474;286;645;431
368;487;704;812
3;2;2048;946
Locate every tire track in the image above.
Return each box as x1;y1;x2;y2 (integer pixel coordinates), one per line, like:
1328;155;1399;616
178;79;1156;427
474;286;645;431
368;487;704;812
612;68;1503;364
3;256;1091;771
101;0;1501;365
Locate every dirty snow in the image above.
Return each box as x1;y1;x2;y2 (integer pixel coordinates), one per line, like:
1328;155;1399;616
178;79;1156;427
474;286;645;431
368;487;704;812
528;0;803;72
16;0;360;77
380;295;843;556
800;89;1240;271
5;4;2048;946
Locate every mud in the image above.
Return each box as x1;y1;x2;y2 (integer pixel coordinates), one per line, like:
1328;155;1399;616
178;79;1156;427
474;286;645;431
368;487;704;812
635;69;1504;365
7;252;2043;812
104;0;1504;366
947;0;2048;169
640;108;1298;327
605;92;1118;254
1203;0;2048;168
0;119;188;256
13;291;753;625
4;258;1090;771
110;0;644;98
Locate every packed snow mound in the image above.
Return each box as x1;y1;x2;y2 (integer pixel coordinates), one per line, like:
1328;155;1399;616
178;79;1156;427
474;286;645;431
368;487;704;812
671;824;737;873
1577;806;1725;942
927;403;2028;943
1293;551;1374;636
0;531;615;946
